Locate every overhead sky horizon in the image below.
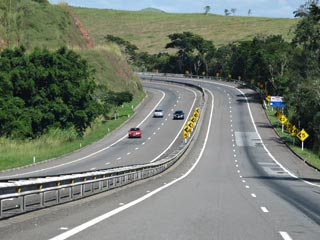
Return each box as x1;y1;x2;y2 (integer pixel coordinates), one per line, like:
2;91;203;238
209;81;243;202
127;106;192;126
48;0;307;18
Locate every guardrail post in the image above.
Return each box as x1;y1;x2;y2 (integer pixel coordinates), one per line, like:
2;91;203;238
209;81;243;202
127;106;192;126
40;192;44;207
21;196;26;213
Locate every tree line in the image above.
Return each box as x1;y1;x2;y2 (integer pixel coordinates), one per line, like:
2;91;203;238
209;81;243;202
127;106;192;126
0;46;133;139
106;2;320;154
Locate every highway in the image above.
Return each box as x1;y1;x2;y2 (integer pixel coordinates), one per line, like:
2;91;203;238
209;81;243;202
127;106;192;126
0;78;319;240
0;81;202;179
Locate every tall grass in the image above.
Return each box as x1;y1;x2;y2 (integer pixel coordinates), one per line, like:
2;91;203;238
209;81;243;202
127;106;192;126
0;91;145;171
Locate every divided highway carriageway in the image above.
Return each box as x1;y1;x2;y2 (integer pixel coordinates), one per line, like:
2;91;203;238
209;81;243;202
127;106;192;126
0;74;319;240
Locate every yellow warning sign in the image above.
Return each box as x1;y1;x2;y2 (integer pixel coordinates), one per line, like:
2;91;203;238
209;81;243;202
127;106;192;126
296;129;309;142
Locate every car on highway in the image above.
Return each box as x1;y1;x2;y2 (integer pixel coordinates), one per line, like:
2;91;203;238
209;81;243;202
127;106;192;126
128;127;142;138
173;110;185;120
153;109;164;118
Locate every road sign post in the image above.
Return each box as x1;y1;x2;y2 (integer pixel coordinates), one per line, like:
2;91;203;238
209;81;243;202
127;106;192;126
296;129;309;151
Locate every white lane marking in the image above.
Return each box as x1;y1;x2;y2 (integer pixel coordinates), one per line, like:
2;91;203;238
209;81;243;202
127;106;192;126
153;132;156;135
242;179;245;183
49;90;215;240
105;162;111;165
245;185;250;189
3;90;167;178
147;137;151;140
235;88;320;188
279;232;292;240
142;142;146;145
150;88;198;163
60;227;69;231
116;157;121;160
127;152;131;155
237;170;241;173
158;127;161;130
135;147;139;150
90;168;96;171
261;207;269;213
251;193;256;198
119;203;124;206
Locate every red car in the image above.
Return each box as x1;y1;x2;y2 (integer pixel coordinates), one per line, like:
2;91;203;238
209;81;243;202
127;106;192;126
128;127;142;138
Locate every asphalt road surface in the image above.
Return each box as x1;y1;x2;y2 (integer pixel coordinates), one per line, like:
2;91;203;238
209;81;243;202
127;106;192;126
0;78;319;240
0;81;202;179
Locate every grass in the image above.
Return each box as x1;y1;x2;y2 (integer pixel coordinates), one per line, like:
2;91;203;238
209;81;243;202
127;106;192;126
0;91;145;171
73;8;300;54
265;107;320;169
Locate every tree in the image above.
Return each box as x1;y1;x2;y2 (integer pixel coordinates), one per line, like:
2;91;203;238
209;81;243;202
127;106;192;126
204;6;211;15
165;32;215;75
248;9;252;16
0;46;102;138
231;8;237;15
224;9;231;16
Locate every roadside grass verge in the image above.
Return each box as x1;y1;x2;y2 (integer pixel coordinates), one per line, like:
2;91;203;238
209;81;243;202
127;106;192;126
0;92;145;171
265;107;320;170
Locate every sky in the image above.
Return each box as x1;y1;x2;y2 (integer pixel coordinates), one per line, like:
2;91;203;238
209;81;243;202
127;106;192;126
48;0;307;18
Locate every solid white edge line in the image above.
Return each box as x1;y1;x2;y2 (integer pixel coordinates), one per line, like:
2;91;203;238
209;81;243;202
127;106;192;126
181;78;320;188
49;90;215;240
236;88;320;188
150;87;198;163
4;89;167;178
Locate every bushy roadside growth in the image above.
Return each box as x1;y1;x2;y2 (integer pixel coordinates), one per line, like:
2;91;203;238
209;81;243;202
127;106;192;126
0;91;145;171
103;4;320;156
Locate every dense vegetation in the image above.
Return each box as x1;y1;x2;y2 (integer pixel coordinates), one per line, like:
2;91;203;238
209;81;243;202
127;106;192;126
104;3;320;155
0;0;144;169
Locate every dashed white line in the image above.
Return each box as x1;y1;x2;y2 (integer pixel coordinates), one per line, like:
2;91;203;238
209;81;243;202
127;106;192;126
116;157;121;160
135;147;139;150
242;179;245;183
245;185;250;189
60;227;69;231
90;168;96;171
261;207;269;213
279;232;292;240
127;152;131;155
105;162;111;165
251;193;256;198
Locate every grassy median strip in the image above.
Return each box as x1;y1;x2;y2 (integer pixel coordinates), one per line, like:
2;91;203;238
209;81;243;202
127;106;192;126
0;92;145;171
265;107;320;170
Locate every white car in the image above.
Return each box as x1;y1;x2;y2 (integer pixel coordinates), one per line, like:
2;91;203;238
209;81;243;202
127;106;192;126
153;109;164;118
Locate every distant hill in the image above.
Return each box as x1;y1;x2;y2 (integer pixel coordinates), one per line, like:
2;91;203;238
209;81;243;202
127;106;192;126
140;7;166;13
73;8;299;54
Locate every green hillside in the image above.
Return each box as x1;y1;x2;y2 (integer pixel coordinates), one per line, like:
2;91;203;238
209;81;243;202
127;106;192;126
0;1;142;94
73;8;300;54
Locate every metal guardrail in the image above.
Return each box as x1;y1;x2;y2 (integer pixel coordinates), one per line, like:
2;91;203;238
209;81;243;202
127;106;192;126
0;77;206;219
